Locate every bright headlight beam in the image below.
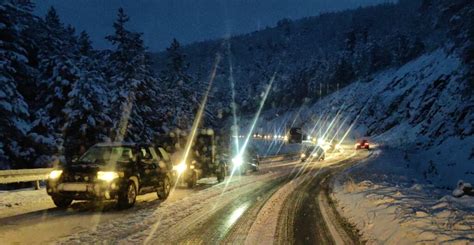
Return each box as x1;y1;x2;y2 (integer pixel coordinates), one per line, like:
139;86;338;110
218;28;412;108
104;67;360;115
227;204;248;226
223;70;277;194
173;162;187;175
144;53;222;245
180;54;221;168
228;47;240;156
328;116;349;145
48;170;63;179
232;155;243;167
239;72;276;158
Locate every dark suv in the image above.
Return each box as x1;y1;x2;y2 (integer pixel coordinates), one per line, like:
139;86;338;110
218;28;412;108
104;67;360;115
46;142;173;209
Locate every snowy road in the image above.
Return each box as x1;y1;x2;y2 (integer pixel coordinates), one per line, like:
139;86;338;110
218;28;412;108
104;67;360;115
0;145;369;244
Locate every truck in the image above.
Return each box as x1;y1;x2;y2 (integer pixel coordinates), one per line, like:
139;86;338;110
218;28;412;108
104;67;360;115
288;127;303;144
163;128;227;188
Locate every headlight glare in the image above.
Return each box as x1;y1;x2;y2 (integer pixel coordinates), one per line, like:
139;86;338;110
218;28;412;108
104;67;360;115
232;155;243;167
49;170;63;179
97;171;119;182
173;162;187;174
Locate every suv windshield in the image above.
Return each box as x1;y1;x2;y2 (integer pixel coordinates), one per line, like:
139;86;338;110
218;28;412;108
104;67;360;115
77;146;134;165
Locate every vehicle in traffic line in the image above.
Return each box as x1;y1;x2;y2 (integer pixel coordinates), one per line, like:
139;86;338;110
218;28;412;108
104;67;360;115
288;127;303;144
230;147;260;175
355;139;370;150
168;128;227;188
300;145;325;162
46;142;173;209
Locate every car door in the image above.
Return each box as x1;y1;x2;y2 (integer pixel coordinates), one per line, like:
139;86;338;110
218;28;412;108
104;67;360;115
138;146;157;188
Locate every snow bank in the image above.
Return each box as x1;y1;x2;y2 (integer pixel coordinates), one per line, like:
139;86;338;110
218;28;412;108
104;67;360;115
333;149;474;244
0;188;53;219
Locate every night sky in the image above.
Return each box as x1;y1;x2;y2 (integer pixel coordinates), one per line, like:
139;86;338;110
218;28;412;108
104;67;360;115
34;0;390;51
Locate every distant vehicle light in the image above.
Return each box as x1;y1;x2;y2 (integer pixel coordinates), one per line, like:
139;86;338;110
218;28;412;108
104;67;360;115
301;153;306;158
48;170;63;179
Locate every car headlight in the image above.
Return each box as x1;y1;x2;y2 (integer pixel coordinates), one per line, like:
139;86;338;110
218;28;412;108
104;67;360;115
173;162;187;174
232;155;243;167
97;171;120;182
49;170;63;179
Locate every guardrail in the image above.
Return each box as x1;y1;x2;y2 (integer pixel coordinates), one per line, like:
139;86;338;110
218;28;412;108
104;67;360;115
0;168;53;189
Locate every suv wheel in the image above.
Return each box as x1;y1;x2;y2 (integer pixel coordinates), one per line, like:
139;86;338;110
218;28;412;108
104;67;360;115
157;176;171;200
52;196;72;208
117;181;137;209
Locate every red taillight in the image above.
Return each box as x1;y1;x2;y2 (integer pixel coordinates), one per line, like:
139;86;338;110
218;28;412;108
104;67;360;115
364;143;369;146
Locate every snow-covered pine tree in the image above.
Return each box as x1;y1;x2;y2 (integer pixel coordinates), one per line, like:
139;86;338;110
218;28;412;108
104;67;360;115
408;37;425;61
393;33;410;65
106;8;159;142
0;0;35;168
332;56;355;88
78;31;93;56
62;32;112;159
160;38;198;129
62;64;112;159
367;41;392;74
466;11;474;87
345;29;357;54
135;53;165;139
31;7;79;164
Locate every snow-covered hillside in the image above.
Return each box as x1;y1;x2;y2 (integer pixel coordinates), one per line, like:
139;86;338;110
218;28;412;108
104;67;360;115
242;49;473;187
234;47;474;243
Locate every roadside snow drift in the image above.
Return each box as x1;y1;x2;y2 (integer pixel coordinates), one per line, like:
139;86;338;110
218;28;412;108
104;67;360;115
240;49;473;243
334;150;474;244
